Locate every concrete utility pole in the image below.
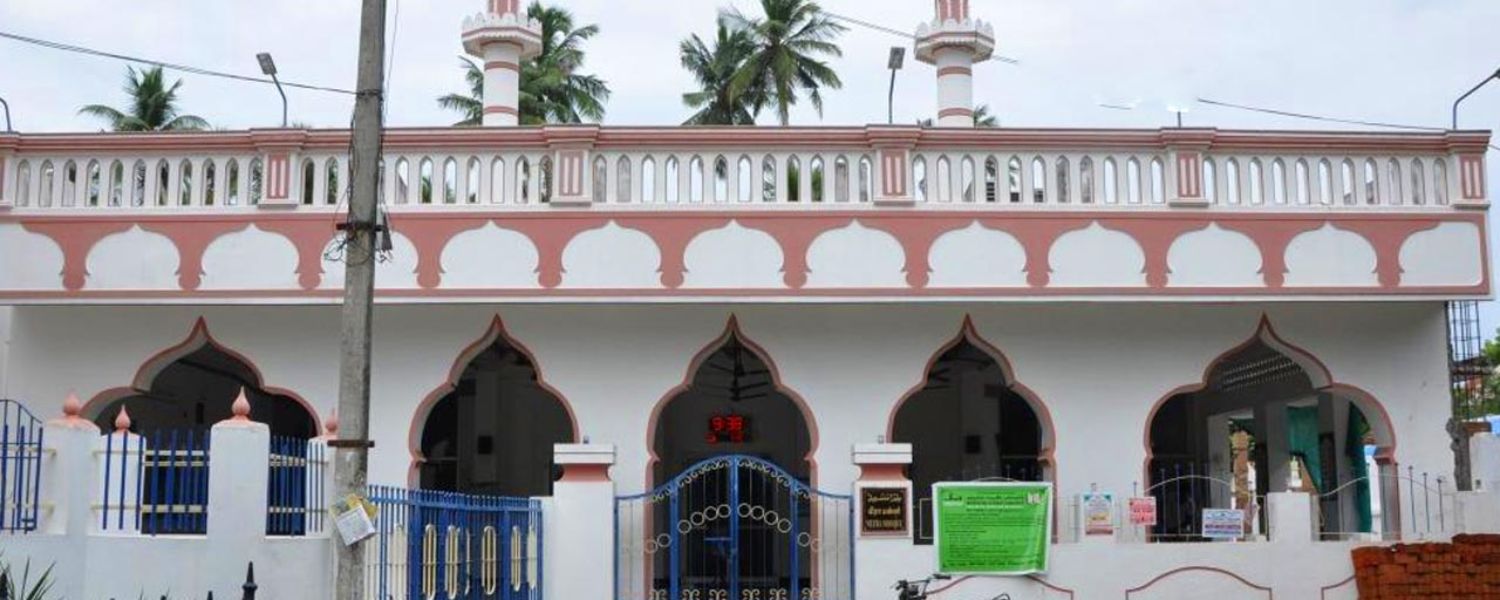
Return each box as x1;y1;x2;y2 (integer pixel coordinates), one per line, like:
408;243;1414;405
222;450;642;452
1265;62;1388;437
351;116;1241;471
333;0;386;596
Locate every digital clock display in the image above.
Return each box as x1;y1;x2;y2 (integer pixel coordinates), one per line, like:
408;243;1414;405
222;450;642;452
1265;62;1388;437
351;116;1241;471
706;414;750;444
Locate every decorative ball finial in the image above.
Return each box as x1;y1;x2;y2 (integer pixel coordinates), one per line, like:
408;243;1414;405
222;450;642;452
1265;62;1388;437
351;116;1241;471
324;408;340;438
114;405;132;433
230;387;252;422
62;392;82;419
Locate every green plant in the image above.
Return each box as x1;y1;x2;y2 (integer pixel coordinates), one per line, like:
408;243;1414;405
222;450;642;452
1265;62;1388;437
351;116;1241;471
0;557;58;600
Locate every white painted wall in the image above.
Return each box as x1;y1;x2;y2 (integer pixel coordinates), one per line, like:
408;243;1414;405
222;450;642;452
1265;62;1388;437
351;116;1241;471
0;305;10;397
4;301;1456;500
0;301;1462;598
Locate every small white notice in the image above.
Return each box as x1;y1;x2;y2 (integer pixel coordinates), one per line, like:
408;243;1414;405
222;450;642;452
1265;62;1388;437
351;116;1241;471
334;494;377;546
1201;508;1245;540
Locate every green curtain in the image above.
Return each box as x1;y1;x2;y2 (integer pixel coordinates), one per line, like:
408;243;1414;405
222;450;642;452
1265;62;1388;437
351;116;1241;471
1286;406;1322;491
1347;408;1373;532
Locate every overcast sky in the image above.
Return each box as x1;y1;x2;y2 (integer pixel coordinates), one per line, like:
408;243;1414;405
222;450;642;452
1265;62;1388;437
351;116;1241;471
2;0;1499;322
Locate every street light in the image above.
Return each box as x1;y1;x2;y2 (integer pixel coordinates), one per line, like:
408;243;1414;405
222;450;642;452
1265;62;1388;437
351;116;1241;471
1452;67;1500;130
257;52;289;128
887;46;905;125
0;95;11;132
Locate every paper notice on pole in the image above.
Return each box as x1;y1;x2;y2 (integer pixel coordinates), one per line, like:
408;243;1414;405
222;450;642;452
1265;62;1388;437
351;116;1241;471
334;494;377;546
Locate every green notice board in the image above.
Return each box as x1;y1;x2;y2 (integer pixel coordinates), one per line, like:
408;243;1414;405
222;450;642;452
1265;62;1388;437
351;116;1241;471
933;482;1053;575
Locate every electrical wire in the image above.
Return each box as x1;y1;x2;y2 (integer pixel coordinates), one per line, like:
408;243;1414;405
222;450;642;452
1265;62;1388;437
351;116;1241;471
0;30;356;95
1196;98;1446;132
823;11;1020;65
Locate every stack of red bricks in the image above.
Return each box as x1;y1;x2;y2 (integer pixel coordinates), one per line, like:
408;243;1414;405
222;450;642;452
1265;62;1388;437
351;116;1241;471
1353;534;1500;598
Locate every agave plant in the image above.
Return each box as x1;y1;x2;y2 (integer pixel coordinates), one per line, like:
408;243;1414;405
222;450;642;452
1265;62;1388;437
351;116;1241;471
0;557;57;600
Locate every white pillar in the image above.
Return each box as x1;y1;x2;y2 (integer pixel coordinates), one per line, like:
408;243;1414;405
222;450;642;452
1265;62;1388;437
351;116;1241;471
463;4;542;128
914;1;994;128
1267;491;1314;543
206;395;271;545
481;43;524;126
852;443;915;600
1471;432;1500;492
548;443;615;600
41;395;102;535
932;48;976;127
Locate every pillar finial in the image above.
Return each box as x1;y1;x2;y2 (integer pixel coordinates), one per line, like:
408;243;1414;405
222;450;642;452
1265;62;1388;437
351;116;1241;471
114;405;132;433
323;408;340;439
62;392;82;420
229;387;252;422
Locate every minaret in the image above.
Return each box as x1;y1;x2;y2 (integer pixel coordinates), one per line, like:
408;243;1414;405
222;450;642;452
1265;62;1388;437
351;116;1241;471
462;0;544;126
914;0;995;127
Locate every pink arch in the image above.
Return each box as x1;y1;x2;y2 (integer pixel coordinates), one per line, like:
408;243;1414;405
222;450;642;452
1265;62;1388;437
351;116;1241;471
405;314;581;487
643;315;821;489
1140;314;1400;488
83;317;320;432
885;315;1059;477
1125;566;1273;598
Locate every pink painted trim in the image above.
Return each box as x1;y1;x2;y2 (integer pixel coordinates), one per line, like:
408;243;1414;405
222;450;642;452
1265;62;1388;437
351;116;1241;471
856;464;908;482
1125;566;1272;598
405;314;580;488
936;66;972;78
483;60;521;72
937;108;975;119
80;317;320;433
1319;574;1356;599
483;106;520;116
2;210;1488;300
927;575;1075;599
1139;315;1398;491
643;316;821;489
885;316;1059;479
559;464;612;482
1460;154;1487;200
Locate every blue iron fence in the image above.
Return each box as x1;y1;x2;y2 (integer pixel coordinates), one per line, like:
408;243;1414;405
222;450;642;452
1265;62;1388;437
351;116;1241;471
100;429;211;535
365;485;544;600
0;399;44;533
614;455;855;600
266;436;327;536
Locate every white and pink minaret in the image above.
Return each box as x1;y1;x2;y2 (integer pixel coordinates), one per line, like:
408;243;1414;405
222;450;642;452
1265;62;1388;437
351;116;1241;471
462;0;544;126
914;0;995;127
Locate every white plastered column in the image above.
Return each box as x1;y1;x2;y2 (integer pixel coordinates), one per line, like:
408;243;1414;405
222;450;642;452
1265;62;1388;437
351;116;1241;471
548;443;616;600
482;43;524;127
933;48;976;127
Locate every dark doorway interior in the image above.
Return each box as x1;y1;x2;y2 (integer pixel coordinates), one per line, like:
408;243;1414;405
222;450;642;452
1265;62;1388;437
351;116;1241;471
892;339;1044;544
419;338;574;497
93;345;316;439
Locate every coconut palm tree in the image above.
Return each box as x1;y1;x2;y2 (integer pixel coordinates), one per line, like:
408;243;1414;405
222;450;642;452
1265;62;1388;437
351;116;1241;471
438;2;610;125
521;1;610;124
79;66;210;132
722;0;846;126
436;58;485;126
680;24;762;126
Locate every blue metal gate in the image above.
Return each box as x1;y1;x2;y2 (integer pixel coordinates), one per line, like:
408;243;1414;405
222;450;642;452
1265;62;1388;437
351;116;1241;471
614;455;854;600
1;399;44;533
366;486;543;600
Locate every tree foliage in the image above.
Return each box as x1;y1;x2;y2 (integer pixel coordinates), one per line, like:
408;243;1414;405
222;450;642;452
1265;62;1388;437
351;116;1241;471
719;0;846;126
79;66;209;132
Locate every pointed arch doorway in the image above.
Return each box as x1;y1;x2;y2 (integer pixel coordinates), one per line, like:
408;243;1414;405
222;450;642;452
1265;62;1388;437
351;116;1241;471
617;320;853;600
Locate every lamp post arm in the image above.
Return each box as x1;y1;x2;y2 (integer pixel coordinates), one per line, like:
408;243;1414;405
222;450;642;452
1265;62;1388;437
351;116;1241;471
888;69;898;125
0;96;11;132
270;73;289;128
1452;69;1500;130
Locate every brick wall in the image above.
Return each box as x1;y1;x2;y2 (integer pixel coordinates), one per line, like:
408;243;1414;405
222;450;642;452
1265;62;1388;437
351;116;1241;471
1353;534;1500;598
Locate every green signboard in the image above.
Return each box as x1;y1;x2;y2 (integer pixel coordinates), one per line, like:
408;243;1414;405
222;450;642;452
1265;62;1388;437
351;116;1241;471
932;482;1053;575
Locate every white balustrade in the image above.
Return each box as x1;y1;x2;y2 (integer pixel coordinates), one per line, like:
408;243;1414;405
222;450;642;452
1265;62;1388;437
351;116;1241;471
0;128;1485;213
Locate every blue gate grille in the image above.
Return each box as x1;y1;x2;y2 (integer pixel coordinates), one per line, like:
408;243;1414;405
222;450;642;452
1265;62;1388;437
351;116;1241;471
366;485;543;600
0;399;43;533
615;455;854;600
